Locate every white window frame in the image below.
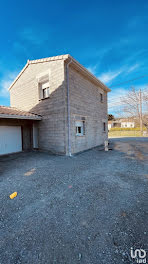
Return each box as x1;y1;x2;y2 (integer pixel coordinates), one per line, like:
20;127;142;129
41;81;50;99
75;120;85;136
36;70;50;100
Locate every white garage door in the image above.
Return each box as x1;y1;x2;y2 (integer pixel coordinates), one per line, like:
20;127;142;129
0;126;22;155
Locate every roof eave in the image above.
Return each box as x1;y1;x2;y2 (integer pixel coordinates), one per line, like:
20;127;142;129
8;54;69;91
0;114;42;120
9;61;29;91
66;55;111;93
8;54;111;92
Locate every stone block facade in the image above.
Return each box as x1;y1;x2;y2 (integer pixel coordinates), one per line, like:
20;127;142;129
10;55;109;155
69;65;108;154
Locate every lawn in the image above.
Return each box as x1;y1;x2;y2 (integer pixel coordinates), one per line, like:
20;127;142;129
109;130;148;138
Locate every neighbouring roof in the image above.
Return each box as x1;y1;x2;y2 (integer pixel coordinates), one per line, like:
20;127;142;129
108;120;115;124
108;120;121;124
8;54;111;93
108;118;135;124
118;118;135;122
0;106;42;120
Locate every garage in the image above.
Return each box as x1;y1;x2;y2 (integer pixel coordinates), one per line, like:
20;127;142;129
0;126;22;155
0;106;41;155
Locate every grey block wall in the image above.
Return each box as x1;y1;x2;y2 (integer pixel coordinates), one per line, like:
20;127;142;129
67;64;108;154
10;60;67;154
10;57;108;155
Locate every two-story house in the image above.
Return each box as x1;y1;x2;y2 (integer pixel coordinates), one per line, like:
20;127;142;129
0;54;110;156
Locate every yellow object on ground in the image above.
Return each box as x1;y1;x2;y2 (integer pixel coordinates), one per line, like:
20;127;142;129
10;192;17;199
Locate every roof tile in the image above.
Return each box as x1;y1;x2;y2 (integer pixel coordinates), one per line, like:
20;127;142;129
0;106;41;120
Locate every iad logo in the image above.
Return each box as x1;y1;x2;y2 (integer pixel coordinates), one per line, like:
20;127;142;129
131;247;147;263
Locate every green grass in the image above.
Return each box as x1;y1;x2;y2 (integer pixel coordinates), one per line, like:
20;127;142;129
109;127;146;131
108;130;148;138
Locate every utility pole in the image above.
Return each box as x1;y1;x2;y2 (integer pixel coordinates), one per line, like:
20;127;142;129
139;88;143;135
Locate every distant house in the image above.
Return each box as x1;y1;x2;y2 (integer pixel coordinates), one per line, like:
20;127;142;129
120;118;135;128
108;120;121;130
108;121;113;130
0;54;110;156
108;118;135;130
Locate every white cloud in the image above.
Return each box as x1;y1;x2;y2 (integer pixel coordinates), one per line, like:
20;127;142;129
0;72;18;98
108;88;127;105
108;84;148;115
87;65;97;75
98;70;122;84
98;62;140;85
127;63;139;73
108;88;128;115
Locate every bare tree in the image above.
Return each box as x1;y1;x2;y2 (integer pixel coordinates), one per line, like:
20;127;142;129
120;86;148;134
142;88;148;132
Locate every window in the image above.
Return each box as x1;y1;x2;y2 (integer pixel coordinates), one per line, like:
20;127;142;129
37;70;50;100
100;93;103;103
103;122;106;132
76;120;85;136
40;81;50;99
43;87;50;99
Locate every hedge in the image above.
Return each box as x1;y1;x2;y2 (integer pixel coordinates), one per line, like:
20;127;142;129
109;127;146;131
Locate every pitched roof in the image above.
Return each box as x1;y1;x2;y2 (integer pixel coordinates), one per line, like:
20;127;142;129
8;54;111;92
118;118;135;122
108;120;114;124
108;120;120;124
0;106;41;120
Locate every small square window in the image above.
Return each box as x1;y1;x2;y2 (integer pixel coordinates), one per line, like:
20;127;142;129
78;127;81;133
43;87;50;99
76;120;85;136
39;81;50;100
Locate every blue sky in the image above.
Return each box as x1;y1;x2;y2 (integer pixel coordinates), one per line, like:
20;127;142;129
0;0;148;115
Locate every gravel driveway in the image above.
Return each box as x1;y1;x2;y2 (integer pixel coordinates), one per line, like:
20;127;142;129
0;138;148;264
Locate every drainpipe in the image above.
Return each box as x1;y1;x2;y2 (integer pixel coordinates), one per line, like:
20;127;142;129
66;59;72;156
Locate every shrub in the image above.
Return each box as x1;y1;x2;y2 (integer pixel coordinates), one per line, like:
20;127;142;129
109;127;146;131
